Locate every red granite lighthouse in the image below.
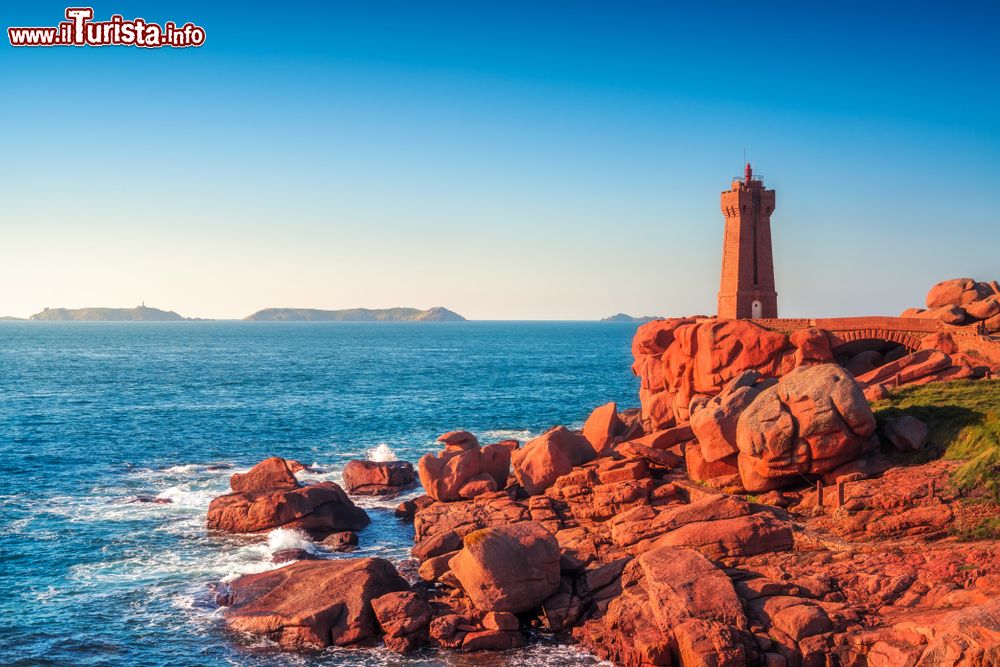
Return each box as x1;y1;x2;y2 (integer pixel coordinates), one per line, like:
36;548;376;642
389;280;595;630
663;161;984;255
717;163;778;319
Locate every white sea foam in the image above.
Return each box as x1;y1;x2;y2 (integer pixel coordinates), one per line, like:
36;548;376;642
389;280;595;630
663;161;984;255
156;485;219;509
478;428;538;447
265;527;316;554
160;463;201;475
367;443;397;462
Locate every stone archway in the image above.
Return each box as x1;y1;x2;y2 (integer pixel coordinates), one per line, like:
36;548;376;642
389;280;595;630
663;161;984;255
829;328;923;352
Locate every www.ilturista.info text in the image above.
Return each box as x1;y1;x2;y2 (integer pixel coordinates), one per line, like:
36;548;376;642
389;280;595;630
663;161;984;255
8;8;205;48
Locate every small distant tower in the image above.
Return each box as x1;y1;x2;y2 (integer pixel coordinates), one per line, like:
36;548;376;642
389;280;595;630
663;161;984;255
717;163;778;319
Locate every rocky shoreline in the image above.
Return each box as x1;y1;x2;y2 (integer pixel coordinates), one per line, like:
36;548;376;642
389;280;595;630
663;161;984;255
201;278;1000;666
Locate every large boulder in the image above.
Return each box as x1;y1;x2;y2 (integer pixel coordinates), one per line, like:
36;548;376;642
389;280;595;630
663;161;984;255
735;364;876;491
966;295;1000;321
926;278;993;309
371;590;432;653
207;481;370;537
574;545;754;666
449;522;561;613
790;327;835;366
632;319;795;428
690;372;763;463
883;415;929;452
633;545;747;628
342;460;415;496
230;456;300;493
511;426;596;495
411;493;531;561
914;304;968;325
219;558;409;648
919;331;959;355
418;431;510;502
582;402;626;456
855;349;973;390
652;513;794;559
608;494;752;552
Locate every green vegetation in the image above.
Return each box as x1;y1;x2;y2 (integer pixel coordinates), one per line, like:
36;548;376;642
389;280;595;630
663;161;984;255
873;380;1000;500
956;516;1000;541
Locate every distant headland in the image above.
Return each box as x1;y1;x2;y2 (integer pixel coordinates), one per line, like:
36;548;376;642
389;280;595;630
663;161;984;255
1;306;670;323
243;307;466;322
29;306;187;322
600;313;661;323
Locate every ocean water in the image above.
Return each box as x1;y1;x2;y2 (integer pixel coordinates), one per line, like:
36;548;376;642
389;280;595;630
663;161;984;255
0;321;639;667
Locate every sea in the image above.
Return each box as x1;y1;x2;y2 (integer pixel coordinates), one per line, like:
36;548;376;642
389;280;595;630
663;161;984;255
0;321;641;667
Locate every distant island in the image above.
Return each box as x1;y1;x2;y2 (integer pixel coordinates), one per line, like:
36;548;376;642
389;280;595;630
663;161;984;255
244;306;466;322
29;306;187;322
601;313;662;323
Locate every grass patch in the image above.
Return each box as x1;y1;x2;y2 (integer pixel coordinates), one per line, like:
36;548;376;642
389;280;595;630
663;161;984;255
952;517;1000;541
873;380;1000;500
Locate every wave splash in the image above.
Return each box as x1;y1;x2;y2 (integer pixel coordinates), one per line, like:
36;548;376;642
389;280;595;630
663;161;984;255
367;443;397;462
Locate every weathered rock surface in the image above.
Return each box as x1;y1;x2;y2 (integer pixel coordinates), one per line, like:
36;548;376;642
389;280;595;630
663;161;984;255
634;284;1000;434
342;459;416;496
883;415;929;452
690;371;762;464
371;590;432;653
632;318;795;430
926;277;994;309
511;426;596;496
220;558;409;648
736;364;877;491
575;545;755;666
207;457;370;537
417;431;512;501
230;456;300;493
449;522;561;613
582;402;627;456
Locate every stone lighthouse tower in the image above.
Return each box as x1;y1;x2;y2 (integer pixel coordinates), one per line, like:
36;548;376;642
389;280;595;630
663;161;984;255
717;163;778;319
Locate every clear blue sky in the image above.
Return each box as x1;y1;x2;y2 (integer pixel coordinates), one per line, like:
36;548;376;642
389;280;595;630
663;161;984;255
2;1;998;319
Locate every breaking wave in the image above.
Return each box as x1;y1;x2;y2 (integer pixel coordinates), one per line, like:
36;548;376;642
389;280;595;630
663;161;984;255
367;443;398;462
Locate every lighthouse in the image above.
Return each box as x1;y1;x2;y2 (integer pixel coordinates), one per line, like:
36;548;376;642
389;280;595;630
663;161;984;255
717;163;778;319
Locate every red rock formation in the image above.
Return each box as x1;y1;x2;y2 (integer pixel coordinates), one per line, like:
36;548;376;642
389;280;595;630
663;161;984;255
634;281;1000;432
966;295;1000;320
632;318;796;430
926;277;994;308
270;548;317;563
789;327;834;366
392;406;1000;664
371;591;432;653
575;545;757;666
690;371;763;464
449;522;561;613
342;460;415;496
321;530;358;552
207;481;370;536
915;304;968;324
229;456;299;493
582;402;626;455
736;364;877;491
417;431;512;502
883;415;929;452
220;558;409;648
855;348;978;392
510;426;596;496
207;457;369;537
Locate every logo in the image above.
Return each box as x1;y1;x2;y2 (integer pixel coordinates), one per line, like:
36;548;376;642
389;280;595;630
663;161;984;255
8;7;206;48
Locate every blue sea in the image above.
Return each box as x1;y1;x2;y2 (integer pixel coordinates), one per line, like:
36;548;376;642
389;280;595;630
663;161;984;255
0;322;639;667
